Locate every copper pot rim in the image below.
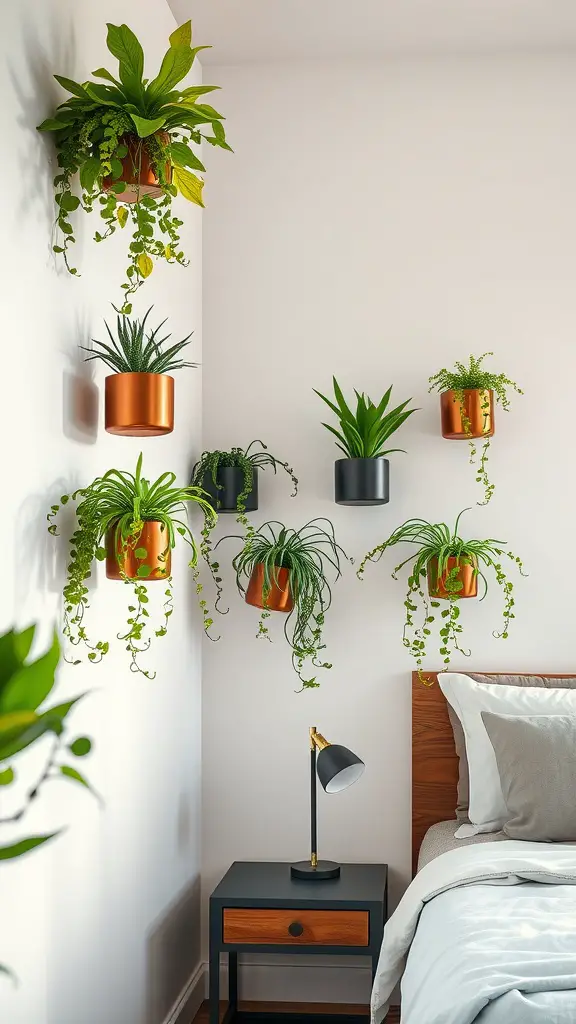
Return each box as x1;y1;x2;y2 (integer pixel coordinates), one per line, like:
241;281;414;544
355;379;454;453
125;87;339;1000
105;371;175;382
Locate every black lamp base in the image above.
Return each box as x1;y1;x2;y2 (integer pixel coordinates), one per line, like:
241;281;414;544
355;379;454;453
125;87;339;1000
290;860;341;881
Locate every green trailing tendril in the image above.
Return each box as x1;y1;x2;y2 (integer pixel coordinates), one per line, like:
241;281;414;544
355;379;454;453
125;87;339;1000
357;509;526;682
37;20;232;312
47;453;217;677
220;519;346;690
428;353;523;505
191;441;298;615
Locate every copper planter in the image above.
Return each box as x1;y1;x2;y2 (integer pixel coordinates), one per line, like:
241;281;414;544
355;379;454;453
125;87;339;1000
105;372;174;436
245;563;294;613
440;389;494;439
103;132;172;203
106;521;171;581
427;556;478;600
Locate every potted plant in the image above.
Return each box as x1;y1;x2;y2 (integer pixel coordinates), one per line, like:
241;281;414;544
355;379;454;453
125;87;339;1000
0;626;94;979
82;306;197;436
428;353;523;505
36;21;231;312
191;442;298;612
47;453;217;677
357;510;526;680
223;519;347;690
314;377;418;505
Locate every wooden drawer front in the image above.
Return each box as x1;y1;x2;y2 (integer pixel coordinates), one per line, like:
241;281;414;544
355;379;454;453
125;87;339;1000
223;908;369;946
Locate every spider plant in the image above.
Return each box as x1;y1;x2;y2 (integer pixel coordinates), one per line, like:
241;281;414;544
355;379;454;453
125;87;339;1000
428;353;523;505
191;442;298;613
357;509;526;681
0;625;95;981
48;453;217;677
314;377;418;458
222;519;347;690
82;307;197;374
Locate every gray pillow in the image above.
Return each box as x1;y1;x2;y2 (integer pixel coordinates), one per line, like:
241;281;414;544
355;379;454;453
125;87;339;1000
448;674;576;822
482;711;576;842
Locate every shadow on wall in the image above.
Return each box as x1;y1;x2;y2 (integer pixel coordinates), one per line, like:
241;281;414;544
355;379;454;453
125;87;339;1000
146;872;202;1024
63;310;99;445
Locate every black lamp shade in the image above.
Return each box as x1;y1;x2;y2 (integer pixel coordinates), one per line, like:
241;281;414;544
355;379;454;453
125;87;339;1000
316;744;365;794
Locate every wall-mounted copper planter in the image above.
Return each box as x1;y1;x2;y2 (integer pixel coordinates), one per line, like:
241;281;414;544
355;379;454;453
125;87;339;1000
103;132;172;204
245;563;294;613
105;372;174;436
106;521;171;581
440;389;494;440
427;556;478;600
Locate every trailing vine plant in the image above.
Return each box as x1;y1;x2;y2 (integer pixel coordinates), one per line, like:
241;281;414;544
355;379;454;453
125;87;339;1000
191;442;298;614
357;510;526;682
221;519;346;690
37;21;231;312
428;353;523;505
48;453;217;678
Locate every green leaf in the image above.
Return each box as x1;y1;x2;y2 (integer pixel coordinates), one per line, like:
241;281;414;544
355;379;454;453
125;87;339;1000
84;82;126;106
0;767;14;786
69;737;92;757
134;547;148;559
128;113;166;138
117;206;128;228
37;117;68;132
92;67;121;86
13;626;36;665
137;564;152;577
169;141;205;172
172;166;204;207
147;45;195;100
0;833;59;861
169;21;192;48
59;193;80;212
53;75;92;100
106;23;144;97
60;765;99;802
95;547;107;561
137;253;154;278
180;85;221;100
0;631;59;714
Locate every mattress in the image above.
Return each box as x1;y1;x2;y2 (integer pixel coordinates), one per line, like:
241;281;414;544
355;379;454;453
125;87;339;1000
417;819;507;870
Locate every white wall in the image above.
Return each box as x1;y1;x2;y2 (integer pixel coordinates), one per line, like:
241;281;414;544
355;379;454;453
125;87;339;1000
0;2;204;1023
201;55;576;999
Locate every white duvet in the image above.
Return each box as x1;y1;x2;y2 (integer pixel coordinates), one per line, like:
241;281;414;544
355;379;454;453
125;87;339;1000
371;842;576;1024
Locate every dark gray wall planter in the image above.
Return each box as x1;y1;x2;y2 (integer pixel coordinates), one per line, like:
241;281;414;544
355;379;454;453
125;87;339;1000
334;458;389;506
202;466;259;513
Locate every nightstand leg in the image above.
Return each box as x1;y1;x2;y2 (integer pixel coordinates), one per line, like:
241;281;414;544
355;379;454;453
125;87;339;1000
209;945;220;1024
228;951;238;1010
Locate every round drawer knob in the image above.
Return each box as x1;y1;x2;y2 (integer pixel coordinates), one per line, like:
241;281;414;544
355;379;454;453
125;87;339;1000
288;921;304;937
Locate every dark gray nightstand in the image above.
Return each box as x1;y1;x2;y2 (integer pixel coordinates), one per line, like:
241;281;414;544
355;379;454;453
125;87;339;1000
209;861;388;1024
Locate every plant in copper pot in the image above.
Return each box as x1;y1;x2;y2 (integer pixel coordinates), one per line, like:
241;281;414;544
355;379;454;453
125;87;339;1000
37;21;231;312
314;377;418;505
428;353;523;505
222;519;347;690
0;626;95;980
82;307;197;436
48;454;217;678
357;510;526;681
191;442;298;613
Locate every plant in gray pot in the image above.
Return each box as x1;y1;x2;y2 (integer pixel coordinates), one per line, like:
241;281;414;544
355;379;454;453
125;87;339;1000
314;378;418;505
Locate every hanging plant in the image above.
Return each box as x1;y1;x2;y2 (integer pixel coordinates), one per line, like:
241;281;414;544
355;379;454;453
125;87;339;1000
428;353;523;505
0;626;95;980
314;377;418;505
83;306;197;435
191;442;298;613
37;20;231;312
47;453;217;678
357;510;526;682
222;519;347;690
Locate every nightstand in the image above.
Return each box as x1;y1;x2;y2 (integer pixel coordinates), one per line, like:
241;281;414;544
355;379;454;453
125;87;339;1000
209;861;388;1024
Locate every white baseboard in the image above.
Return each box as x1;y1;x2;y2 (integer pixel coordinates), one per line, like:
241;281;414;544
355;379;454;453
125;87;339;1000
161;962;205;1024
199;957;373;1004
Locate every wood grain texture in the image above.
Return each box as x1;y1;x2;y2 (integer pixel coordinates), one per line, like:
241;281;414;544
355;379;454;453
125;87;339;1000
412;670;576;875
191;1002;400;1022
222;908;369;946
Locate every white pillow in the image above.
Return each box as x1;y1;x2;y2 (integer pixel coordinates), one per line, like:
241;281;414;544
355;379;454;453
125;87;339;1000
439;672;576;838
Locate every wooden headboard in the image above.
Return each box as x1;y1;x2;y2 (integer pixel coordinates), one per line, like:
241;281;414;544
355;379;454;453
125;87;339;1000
411;670;576;874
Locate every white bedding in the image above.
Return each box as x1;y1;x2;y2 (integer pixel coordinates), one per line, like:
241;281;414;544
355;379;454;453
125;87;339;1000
371;842;576;1024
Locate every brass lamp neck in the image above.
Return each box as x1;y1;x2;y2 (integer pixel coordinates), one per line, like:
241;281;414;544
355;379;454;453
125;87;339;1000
310;726;330;751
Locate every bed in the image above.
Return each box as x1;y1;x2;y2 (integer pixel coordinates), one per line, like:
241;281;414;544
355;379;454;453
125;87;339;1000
371;670;576;1024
